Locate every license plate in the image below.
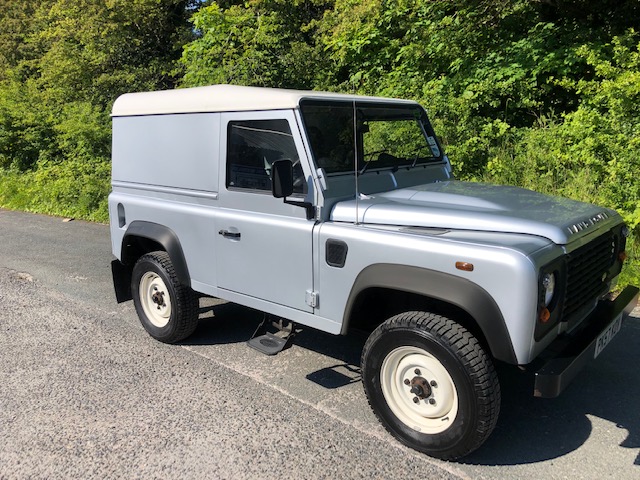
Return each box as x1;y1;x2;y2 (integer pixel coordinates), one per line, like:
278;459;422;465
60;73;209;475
594;313;623;358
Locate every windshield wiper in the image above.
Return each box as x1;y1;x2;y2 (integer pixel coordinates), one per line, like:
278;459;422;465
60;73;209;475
408;145;434;168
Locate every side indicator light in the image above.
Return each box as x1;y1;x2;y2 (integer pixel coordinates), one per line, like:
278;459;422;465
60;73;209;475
539;308;551;323
456;262;474;272
619;251;628;262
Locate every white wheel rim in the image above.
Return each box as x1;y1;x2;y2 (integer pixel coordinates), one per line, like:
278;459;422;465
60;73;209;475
139;272;172;328
380;346;458;434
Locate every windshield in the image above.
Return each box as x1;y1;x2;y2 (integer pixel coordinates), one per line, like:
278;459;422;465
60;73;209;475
300;100;442;175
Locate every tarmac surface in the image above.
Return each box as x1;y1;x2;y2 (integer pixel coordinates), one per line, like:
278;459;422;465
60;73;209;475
0;208;639;479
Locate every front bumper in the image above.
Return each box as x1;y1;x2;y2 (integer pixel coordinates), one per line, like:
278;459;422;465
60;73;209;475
533;285;639;398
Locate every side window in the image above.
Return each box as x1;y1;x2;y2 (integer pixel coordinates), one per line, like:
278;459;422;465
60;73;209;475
226;119;306;194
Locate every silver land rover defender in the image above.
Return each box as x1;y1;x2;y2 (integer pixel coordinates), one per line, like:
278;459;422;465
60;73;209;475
109;85;638;460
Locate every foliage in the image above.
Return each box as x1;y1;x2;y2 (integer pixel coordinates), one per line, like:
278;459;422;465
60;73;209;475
0;1;36;79
181;0;333;88
0;80;57;171
0;0;196;221
18;0;197;108
0;158;111;222
316;1;637;173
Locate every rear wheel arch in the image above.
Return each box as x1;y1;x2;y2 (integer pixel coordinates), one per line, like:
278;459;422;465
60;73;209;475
120;221;191;287
342;264;517;364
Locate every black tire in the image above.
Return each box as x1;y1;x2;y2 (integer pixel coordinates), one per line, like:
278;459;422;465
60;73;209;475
131;251;199;344
361;311;500;460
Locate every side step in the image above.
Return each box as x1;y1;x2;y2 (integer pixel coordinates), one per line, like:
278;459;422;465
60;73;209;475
247;315;300;355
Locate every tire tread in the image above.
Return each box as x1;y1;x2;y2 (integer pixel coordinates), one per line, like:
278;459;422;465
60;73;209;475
361;310;500;460
133;251;199;343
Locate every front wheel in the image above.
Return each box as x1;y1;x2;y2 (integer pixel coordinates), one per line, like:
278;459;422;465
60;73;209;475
131;251;199;344
361;311;500;460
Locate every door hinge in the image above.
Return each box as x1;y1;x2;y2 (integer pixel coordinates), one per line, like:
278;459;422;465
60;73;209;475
305;290;319;308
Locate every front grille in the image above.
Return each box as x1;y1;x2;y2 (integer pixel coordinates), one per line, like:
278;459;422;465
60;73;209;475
563;231;616;319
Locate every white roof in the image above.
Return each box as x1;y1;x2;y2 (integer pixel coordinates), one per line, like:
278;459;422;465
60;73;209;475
111;84;417;117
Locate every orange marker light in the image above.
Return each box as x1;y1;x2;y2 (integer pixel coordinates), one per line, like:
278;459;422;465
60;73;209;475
539;308;551;323
619;251;628;262
455;262;474;272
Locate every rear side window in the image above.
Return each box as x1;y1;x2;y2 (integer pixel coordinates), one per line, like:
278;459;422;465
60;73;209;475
226;119;306;194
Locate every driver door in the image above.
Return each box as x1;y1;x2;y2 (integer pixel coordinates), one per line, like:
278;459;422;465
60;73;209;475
215;110;315;312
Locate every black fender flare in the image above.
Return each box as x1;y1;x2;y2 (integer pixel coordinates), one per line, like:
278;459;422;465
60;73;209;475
343;264;517;364
121;221;191;286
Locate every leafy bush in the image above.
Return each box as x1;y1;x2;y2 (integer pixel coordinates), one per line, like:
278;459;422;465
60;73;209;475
181;0;331;89
0;0;195;224
0;158;110;223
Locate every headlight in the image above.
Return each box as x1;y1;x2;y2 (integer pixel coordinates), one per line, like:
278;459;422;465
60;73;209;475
622;225;630;238
536;263;564;340
542;272;555;307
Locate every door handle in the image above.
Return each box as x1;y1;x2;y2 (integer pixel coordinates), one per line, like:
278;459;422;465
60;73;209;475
219;229;241;239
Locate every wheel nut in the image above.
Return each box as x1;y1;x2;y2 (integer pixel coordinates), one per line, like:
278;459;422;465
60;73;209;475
404;379;410;385
413;397;420;404
414;369;421;375
429;398;436;405
430;380;437;387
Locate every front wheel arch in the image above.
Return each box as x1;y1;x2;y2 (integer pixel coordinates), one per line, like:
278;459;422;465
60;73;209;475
343;264;516;364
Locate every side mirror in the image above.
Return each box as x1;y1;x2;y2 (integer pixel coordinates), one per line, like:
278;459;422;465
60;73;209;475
271;159;294;198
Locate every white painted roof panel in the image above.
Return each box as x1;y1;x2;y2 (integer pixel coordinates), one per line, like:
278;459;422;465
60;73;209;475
111;84;417;117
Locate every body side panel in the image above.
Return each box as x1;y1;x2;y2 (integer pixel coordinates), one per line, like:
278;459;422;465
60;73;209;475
112;113;220;192
109;190;220;289
315;222;541;364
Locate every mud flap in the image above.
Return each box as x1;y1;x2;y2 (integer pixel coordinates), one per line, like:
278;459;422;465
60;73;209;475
111;259;133;303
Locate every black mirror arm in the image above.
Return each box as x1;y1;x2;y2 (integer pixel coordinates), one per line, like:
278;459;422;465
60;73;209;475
283;198;316;221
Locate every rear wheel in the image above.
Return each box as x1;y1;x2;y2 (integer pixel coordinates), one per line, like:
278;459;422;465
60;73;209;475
131;251;199;343
361;311;500;460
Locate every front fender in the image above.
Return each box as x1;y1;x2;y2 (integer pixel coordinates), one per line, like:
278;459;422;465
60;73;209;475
343;263;517;364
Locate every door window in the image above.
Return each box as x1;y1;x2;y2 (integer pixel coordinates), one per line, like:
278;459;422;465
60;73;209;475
226;119;306;194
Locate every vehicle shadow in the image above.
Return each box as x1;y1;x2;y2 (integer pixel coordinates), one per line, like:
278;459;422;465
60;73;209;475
183;297;366;367
180;299;264;346
183;298;365;388
464;317;640;465
185;298;639;465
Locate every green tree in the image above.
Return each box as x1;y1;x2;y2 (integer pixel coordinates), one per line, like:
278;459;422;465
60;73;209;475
20;0;197;108
0;0;200;221
317;0;640;175
181;0;333;88
0;1;37;79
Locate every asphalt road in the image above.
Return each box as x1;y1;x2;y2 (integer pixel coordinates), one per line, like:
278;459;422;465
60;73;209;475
0;208;638;479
